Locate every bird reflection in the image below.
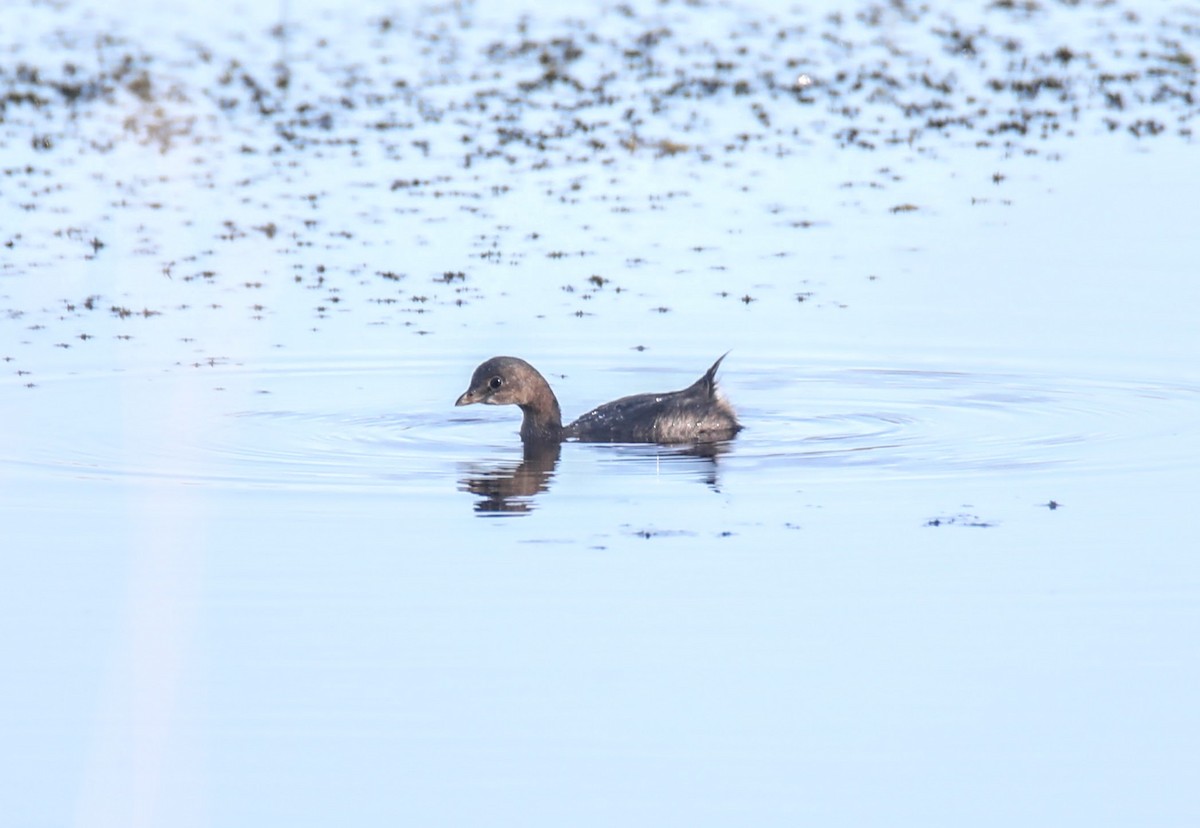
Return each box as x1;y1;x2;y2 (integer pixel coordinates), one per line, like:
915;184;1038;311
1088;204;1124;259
458;440;734;515
458;441;562;515
601;440;731;490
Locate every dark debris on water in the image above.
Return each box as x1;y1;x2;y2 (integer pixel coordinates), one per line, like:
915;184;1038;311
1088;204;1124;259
925;513;996;528
2;1;1195;162
1;0;1198;380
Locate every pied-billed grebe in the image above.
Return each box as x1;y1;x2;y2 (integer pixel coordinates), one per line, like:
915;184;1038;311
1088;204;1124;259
455;354;741;444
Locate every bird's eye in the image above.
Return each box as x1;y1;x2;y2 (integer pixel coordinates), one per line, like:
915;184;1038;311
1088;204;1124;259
489;376;503;390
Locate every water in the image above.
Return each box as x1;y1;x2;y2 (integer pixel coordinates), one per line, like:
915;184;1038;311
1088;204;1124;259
3;0;1199;824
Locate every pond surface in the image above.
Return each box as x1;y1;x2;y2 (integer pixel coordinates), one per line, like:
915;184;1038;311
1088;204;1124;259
3;0;1199;824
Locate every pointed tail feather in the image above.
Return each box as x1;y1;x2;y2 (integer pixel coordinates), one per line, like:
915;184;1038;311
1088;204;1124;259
698;351;731;397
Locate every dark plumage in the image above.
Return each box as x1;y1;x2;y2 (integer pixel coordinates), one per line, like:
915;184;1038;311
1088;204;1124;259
455;354;741;444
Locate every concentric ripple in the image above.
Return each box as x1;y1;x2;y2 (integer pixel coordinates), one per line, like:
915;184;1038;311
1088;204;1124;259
6;360;1196;494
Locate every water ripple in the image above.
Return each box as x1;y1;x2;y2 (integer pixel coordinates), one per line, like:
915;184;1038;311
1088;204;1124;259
5;362;1198;492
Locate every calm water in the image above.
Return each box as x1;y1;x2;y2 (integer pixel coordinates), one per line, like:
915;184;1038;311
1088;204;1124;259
3;0;1199;824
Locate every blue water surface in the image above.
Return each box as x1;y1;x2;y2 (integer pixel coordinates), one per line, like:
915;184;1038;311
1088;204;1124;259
2;0;1199;825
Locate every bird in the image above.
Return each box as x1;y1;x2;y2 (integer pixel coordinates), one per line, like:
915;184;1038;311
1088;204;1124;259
455;354;741;444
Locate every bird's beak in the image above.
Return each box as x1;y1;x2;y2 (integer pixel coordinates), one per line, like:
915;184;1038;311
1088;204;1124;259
455;388;480;406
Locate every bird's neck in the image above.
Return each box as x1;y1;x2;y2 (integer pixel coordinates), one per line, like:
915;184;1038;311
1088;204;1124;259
519;380;564;442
